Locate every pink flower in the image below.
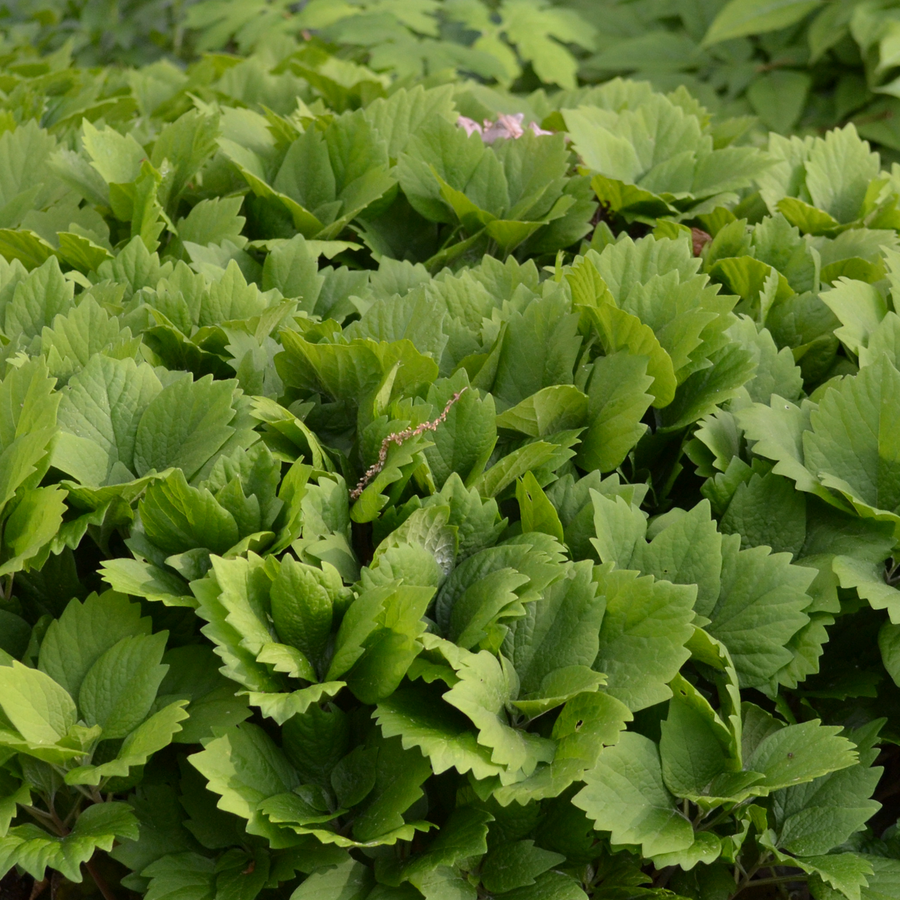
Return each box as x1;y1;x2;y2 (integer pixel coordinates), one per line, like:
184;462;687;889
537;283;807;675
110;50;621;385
456;113;554;143
482;113;525;142
457;115;483;137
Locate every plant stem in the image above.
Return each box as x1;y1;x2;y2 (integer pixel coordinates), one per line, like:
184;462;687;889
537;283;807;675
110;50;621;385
84;858;117;900
732;874;808;895
697;805;736;832
22;806;59;832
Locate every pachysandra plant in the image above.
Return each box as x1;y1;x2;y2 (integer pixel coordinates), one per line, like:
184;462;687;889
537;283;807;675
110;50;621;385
0;16;899;900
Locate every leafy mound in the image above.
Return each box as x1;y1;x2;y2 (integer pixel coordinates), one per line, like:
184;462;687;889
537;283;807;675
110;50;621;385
0;17;899;900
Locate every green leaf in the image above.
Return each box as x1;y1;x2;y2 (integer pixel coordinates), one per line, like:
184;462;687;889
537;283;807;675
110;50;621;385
270;556;338;673
6;255;75;341
39;591;152;699
189;721;298;843
787;852;872;900
496;385;587;439
746;70;811;134
375;682;508;782
0;661;76;745
163;642;253;743
364;84;457;160
78;632;169;740
142;853;216;900
66;701;189;786
41;296;138;385
811;857;900;900
706;535;813;689
704;0;824;46
804;125;880;224
772;722;882;856
516;471;565;543
632;501;723;619
139;468;241;557
720;470;807;556
151;109;220;213
262;234;324;312
660;675;752;805
0;121;59;224
593;566;695;712
0;801;138;883
590;491;648;571
100;558;195;608
573;732;695;857
503;560;604;694
290;857;372;900
82;119;146;186
329;583;434;704
880;622;900;686
443;648;554;777
423;376;496;489
580;303;676;409
53;355;163;487
475;435;560;498
192;553;279;694
480;840;565;894
803;357;900;529
743;705;858;791
132;374;256;482
0;485;67;577
177;196;247;250
578;352;654;472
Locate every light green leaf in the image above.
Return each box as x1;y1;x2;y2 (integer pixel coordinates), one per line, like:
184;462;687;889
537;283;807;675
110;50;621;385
743;706;858;791
54;355;163;487
39;591;152;699
270;556;338;673
590;491;648;571
82;119;146;186
78;632;169;740
443;648;554;777
0;802;138;883
0;485;67;577
706;535;813;689
133;374;255;482
375;682;508;782
0;661;76;745
593;566;694;712
66;700;190;786
704;0;823;46
803;357;900;529
289;857;372;900
496;385;587;439
578;352;653;472
772;722;882;857
574;732;695;857
189;722;298;842
100;557;196;608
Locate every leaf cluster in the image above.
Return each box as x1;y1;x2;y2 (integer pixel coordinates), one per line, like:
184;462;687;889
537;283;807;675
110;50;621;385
0;12;898;900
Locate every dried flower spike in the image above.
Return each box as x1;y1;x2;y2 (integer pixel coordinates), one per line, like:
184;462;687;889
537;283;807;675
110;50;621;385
350;387;469;501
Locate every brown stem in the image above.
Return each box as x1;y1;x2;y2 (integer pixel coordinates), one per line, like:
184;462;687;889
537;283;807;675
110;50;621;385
84;858;117;900
653;866;675;890
732;874;808;896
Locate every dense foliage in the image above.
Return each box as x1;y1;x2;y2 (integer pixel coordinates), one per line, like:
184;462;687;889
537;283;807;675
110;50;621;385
11;0;900;157
1;5;900;900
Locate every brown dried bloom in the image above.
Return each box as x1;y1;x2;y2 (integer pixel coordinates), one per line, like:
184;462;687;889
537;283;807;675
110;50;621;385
691;227;712;257
350;387;468;501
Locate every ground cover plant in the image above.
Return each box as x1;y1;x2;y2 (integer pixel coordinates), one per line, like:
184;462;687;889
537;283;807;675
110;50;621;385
14;0;900;159
2;10;900;900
